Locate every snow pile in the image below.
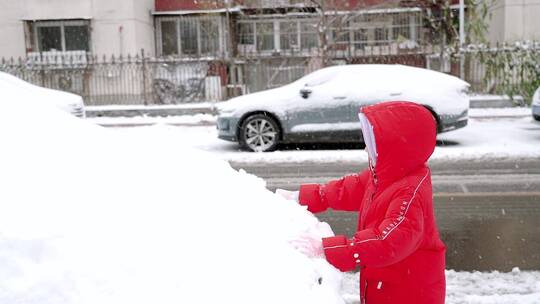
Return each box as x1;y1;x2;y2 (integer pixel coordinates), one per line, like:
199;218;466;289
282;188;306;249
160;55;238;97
0;94;343;303
0;71;83;114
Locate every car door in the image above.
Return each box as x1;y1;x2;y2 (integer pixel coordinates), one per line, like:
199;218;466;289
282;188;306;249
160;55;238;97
284;79;359;143
348;79;403;142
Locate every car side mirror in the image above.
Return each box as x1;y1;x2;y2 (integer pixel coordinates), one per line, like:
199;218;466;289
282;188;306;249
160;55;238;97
300;87;312;99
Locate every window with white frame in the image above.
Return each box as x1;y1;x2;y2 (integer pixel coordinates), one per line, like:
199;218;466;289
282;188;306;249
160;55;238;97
238;22;255;45
300;21;318;49
279;21;298;50
28;20;90;53
158;16;223;57
329;12;421;51
161;20;178;55
237;19;319;54
373;27;390;46
256;22;274;51
330;17;350;48
392;14;411;40
353;29;368;49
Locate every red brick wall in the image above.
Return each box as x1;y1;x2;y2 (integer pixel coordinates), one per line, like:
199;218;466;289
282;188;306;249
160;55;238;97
154;0;461;12
155;0;224;12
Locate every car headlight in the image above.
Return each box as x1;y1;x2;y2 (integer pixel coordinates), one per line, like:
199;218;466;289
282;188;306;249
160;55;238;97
217;118;230;130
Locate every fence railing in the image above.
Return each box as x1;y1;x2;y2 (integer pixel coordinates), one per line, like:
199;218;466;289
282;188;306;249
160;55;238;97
2;46;538;106
426;44;540;101
0;51;224;106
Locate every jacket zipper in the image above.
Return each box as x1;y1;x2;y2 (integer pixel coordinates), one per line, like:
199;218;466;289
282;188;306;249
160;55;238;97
360;171;378;230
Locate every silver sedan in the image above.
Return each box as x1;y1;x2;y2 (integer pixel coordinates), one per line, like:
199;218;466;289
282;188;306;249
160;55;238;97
532;87;540;121
217;64;470;152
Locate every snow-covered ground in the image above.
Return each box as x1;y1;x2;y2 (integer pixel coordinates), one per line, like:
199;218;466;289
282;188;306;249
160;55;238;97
105;112;540;164
89;113;217;126
342;269;540;304
469;107;531;118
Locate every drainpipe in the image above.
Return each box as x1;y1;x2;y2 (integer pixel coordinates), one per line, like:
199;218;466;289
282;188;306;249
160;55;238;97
459;0;465;79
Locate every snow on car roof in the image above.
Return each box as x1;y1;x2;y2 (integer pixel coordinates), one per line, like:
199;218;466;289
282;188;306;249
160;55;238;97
221;64;469;116
296;64;468;89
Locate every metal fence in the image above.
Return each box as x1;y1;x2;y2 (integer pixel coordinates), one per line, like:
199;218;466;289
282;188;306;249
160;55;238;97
427;45;540;98
2;47;538;106
0;51;224;106
241;57;312;93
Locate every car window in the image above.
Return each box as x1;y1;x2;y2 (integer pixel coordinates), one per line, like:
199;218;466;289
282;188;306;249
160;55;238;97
294;66;342;87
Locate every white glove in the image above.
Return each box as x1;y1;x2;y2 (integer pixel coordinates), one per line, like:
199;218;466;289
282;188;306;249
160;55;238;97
275;189;299;202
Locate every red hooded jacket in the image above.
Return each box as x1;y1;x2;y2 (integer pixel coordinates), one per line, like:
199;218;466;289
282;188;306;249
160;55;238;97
299;101;446;304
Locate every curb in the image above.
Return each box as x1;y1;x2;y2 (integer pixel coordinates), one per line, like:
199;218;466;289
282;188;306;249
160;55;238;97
85;105;217;118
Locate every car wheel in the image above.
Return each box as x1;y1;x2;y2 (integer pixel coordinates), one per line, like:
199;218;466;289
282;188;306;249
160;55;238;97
239;114;280;152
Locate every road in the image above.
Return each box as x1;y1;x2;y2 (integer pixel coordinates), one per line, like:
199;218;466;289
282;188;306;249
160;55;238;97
231;157;540;271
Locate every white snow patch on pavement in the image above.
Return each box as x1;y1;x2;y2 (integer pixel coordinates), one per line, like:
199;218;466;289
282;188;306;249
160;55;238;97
85;103;215;111
116;115;540;164
341;269;540;304
469;107;531;118
88;113;216;126
434;117;540;160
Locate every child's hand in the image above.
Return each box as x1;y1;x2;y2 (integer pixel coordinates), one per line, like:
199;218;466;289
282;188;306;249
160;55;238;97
289;235;324;258
275;189;299;202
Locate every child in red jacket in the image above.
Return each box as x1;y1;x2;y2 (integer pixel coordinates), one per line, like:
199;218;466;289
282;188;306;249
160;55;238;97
279;101;446;304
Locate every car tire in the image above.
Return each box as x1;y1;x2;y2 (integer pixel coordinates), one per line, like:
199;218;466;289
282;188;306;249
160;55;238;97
534;114;540;121
239;114;280;152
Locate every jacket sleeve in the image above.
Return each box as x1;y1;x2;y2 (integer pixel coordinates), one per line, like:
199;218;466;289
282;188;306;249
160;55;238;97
298;170;370;213
321;186;425;271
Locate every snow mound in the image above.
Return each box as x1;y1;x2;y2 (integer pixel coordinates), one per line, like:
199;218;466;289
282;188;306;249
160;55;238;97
0;93;343;303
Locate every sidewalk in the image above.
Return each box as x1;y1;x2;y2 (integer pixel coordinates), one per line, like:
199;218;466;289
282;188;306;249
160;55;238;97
85;102;218;118
86;96;532;127
469;94;525;108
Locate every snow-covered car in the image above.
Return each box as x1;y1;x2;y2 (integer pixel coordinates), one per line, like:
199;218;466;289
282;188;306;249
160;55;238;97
0;71;85;118
217;64;470;152
532;86;540;121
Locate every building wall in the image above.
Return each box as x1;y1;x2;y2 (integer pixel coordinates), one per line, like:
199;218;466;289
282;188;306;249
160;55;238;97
0;1;27;58
520;0;540;41
487;0;540;44
0;0;155;58
155;0;223;11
